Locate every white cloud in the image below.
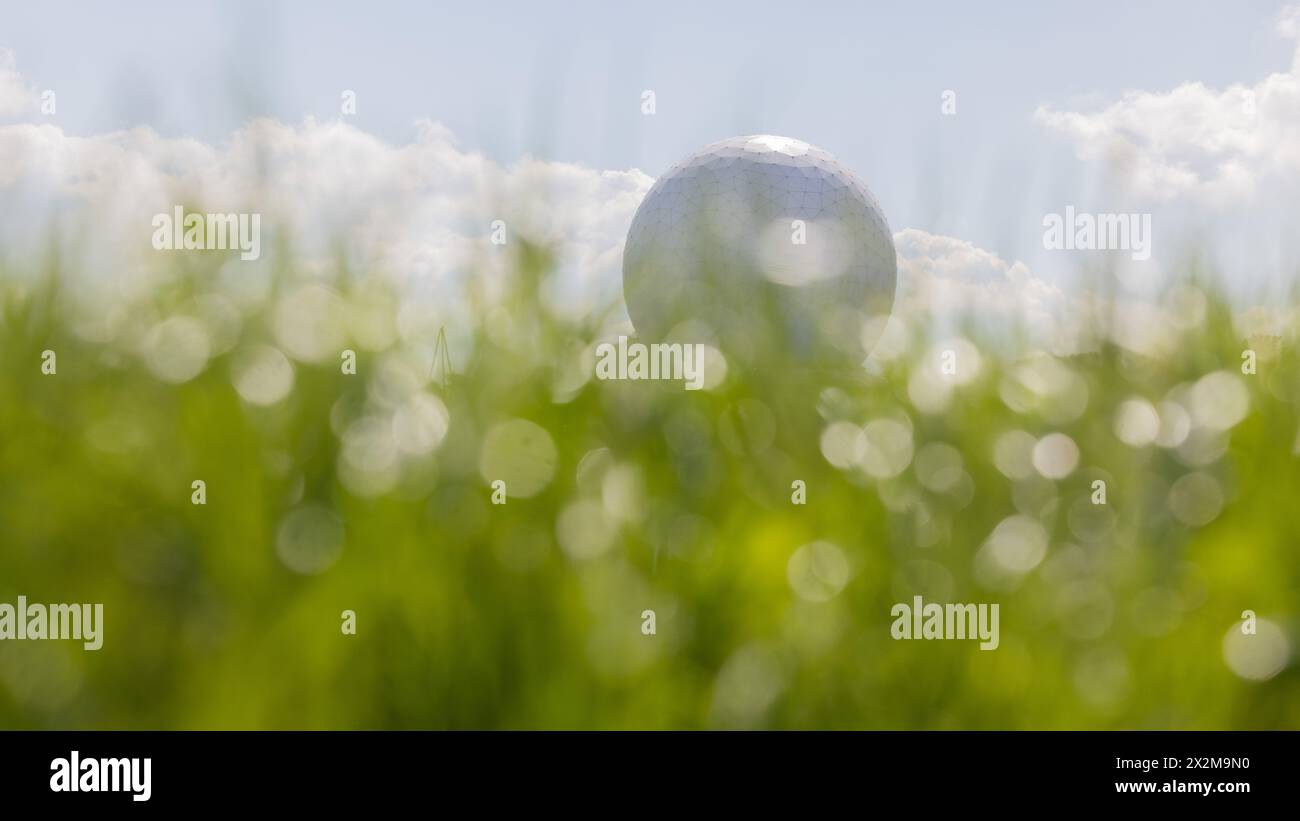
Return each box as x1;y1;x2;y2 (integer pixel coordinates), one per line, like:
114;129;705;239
0;46;651;314
0;114;652;320
892;228;1083;354
0;47;1087;354
0;48;37;117
0;120;1079;351
1033;6;1300;203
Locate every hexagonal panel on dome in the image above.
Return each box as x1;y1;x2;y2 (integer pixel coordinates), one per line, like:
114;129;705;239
622;135;898;367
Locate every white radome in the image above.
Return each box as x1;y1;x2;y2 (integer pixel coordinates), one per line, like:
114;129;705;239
622;135;897;367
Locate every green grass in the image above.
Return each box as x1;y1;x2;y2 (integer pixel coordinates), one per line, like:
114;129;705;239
0;241;1297;729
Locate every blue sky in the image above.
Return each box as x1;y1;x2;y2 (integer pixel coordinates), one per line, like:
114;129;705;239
3;1;1291;192
3;0;1300;340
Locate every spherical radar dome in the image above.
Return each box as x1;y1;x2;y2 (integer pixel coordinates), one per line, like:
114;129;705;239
622;135;897;368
